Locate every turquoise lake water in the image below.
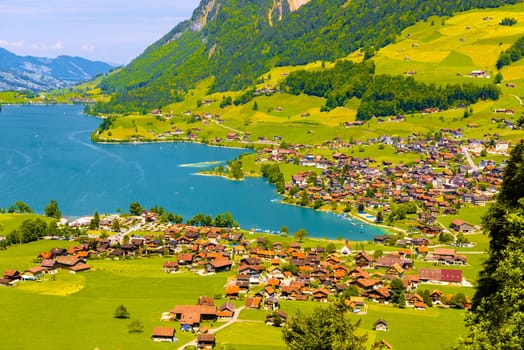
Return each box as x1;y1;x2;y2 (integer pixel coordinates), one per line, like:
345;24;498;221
0;105;385;240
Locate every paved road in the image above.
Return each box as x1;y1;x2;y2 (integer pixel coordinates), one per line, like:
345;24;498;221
462;147;478;172
177;306;246;350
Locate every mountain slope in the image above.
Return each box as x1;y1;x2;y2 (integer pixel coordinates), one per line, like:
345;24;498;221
96;0;520;114
0;48;114;91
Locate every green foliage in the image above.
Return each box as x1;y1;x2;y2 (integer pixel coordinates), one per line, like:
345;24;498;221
8;201;33;214
94;0;515;112
284;60;500;119
89;211;100;230
496;35;524;69
499;16;517;26
282;297;367;350
228;159;243;179
5;218;48;245
128;319;144;333
114;304;130;319
466;140;524;349
261;163;285;193
293;228;308;243
44;199;61;220
390;278;406;306
129;202;142;216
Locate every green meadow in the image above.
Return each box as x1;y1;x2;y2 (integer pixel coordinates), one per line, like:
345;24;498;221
0;235;481;350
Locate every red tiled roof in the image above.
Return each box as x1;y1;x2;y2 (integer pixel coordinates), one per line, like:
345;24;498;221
152;327;175;337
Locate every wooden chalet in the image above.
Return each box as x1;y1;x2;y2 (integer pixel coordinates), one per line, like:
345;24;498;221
197;333;215;349
151;327;176;342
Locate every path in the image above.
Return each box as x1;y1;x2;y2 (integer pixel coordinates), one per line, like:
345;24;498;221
511;94;523;105
461;147;478;172
177;306;246;350
211;120;245;135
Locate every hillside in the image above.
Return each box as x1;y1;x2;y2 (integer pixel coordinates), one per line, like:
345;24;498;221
0;48;114;91
87;3;524;149
93;0;518;114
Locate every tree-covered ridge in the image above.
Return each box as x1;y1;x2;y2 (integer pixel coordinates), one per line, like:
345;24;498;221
95;0;519;114
282;60;501;120
496;35;524;69
466;140;524;349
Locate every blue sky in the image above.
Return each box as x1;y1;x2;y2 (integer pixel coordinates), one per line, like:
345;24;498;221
0;0;201;64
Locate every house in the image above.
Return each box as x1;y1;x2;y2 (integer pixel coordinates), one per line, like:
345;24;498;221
312;288;330;302
226;285;240;299
197;333;215;349
3;270;21;282
206;259;233;273
23;266;45;280
265;310;288;326
374;319;388;331
245;296;262;309
340;240;352;256
418;268;462;284
354;252;374;268
69;263;91;273
216;301;235;320
41;259;58;273
450;219;475;233
151;327;176;342
162;261;179;273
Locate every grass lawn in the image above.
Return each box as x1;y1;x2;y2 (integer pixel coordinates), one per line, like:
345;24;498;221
0;241;232;350
216;322;287;349
437;205;489;228
358;303;467;350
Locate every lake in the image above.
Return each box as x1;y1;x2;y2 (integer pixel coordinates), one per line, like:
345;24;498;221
0;105;386;240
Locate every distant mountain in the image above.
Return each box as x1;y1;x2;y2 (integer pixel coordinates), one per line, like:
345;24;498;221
0;48;114;91
94;0;519;114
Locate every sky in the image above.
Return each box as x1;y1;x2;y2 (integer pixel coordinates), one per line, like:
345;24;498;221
0;0;201;65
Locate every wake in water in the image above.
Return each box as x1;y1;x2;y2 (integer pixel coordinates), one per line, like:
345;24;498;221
179;161;223;168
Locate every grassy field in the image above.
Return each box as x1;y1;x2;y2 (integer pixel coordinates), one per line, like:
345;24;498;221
0;237;478;350
90;3;524;151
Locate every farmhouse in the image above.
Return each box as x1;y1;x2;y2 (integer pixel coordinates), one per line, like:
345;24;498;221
197;333;215;349
374;319;388;331
450;219;475;233
418;268;463;284
151;327;176;342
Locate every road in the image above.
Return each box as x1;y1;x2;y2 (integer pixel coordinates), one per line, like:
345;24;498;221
461;147;478;172
177;306;246;350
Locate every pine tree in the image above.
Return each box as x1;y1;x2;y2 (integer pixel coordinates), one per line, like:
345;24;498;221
466;140;524;349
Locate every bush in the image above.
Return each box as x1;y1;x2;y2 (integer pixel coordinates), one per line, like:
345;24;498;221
114;304;130;319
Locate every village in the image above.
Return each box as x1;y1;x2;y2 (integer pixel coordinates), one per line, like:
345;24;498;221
253;128;510;237
0;207;481;349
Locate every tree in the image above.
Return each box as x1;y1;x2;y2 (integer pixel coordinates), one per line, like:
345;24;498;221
89;211;100;230
376;211;384;223
494;72;503;84
129;202;142;216
253;101;258;111
128;319;144;333
8;201;33;214
450;293;467;309
390;278;406;307
44;199;61;220
439;232;455;244
114;304;130;319
299;190;310;207
282;297;367;350
293;228;308;243
419;289;433;307
465;140;524;349
280;226;289;235
111;218;121;232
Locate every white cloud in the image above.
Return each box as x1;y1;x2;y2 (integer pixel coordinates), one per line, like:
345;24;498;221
80;44;95;52
0;39;25;48
51;41;63;50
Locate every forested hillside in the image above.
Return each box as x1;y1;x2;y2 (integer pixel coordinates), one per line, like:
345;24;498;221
94;0;519;114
